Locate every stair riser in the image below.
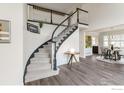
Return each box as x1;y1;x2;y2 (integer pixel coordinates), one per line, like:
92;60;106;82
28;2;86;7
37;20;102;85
30;60;50;63
38;48;49;51
47;42;52;44
28;63;51;67
35;52;49;55
25;70;59;83
66;31;71;34
43;44;52;47
31;60;50;64
31;58;50;62
44;47;51;49
38;51;50;54
34;54;49;58
27;65;51;72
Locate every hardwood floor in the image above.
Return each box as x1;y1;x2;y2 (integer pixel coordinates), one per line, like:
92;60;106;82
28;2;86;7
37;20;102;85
26;55;124;85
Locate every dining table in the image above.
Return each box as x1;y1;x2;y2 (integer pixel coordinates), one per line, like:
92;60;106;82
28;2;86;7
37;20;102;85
105;48;121;61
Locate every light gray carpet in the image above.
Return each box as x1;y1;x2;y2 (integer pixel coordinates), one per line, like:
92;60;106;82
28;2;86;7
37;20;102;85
96;56;124;64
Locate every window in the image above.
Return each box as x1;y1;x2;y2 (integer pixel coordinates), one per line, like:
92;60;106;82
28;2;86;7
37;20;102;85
103;34;124;48
92;37;96;46
103;35;109;47
92;36;98;46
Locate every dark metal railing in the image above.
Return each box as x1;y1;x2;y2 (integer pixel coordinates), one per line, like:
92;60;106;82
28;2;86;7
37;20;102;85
27;4;70;26
51;10;78;40
51;8;88;70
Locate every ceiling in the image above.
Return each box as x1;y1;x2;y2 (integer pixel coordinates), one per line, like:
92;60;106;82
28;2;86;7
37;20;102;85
31;3;82;13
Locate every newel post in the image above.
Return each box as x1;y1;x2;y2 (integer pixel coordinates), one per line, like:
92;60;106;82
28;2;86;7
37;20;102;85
77;8;79;23
52;41;57;70
53;42;57;70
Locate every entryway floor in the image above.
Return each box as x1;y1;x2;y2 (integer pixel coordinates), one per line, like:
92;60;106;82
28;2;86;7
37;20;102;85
26;55;124;85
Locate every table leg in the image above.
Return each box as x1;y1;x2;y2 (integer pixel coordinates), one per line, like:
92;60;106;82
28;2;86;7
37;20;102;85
115;55;117;61
73;55;78;63
115;52;117;61
68;55;73;65
70;57;73;69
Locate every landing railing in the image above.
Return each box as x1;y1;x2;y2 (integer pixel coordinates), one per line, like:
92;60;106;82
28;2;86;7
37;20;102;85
51;8;88;70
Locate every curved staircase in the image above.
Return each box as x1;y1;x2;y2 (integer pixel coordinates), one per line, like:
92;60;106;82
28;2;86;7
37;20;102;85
24;8;88;84
24;24;78;84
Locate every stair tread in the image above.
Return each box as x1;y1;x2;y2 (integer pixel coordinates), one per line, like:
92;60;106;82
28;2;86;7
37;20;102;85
38;48;49;51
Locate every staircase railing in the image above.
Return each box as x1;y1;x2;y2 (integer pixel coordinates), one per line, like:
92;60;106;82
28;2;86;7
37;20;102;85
51;8;88;70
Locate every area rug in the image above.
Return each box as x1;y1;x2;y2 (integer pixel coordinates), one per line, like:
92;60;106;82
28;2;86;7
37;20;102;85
96;56;124;64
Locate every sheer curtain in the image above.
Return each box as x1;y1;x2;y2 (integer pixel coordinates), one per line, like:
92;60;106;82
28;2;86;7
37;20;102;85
99;31;124;48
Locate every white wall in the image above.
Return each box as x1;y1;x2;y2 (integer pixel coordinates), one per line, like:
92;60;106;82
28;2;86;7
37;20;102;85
82;3;124;30
23;23;65;67
79;30;86;58
0;4;24;85
57;28;79;66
